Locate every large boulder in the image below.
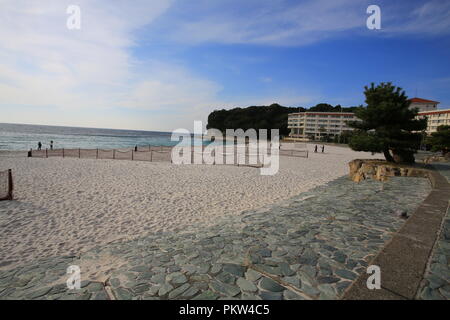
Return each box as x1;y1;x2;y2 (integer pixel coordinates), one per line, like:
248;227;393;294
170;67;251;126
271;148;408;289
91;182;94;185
349;159;429;183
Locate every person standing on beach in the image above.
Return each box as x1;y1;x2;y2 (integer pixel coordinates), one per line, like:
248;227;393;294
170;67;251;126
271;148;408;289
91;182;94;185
314;145;318;153
50;141;54;150
322;145;324;153
38;142;42;150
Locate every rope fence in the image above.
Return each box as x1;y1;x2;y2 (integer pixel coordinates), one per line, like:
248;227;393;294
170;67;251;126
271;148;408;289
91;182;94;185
0;169;13;201
29;144;308;167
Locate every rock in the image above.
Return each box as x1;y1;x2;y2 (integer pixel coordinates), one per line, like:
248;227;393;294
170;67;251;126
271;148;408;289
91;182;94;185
283;290;304;300
168;283;191;299
109;278;120;288
192;290;219;300
245;269;262;282
427;274;446;290
420;287;445;300
282;276;300;288
317;283;336;297
114;287;133;300
279;262;295;276
150;273;166;284
93;290;109;300
222;264;246;277
348;159;429;183
133;283;150;294
300;283;320;296
180;286;199;298
259;291;283;300
209;280;241;297
130;265;149;273
335;269;358;280
236;277;257;292
85;282;103;292
167;272;187;285
158;283;174;296
27;287;52;299
210;264;222;275
216;271;236;284
318;276;340;284
259;277;285;292
241;293;262;300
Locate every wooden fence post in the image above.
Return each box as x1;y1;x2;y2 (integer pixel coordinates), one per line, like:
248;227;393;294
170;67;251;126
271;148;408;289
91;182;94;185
150;150;153;162
131;150;134;161
7;169;13;200
62;148;65;158
46;148;48;158
113;149;115;159
78;148;81;158
96;149;98;159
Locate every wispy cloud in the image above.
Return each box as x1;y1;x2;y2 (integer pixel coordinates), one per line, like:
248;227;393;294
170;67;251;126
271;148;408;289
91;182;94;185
161;0;369;46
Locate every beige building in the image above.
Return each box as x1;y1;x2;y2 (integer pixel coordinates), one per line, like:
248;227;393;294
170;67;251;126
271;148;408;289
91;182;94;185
288;112;359;140
409;97;439;112
416;109;450;134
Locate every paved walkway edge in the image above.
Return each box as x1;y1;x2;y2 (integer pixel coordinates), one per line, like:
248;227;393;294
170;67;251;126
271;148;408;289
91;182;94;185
343;168;450;300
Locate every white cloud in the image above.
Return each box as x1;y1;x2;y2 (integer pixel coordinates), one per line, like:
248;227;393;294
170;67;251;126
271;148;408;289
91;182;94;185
0;0;232;131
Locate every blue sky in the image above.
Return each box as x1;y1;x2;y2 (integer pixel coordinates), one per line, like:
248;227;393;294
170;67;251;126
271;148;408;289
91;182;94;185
1;0;449;131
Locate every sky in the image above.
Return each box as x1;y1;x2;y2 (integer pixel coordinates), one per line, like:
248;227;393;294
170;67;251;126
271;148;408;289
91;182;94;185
1;0;450;132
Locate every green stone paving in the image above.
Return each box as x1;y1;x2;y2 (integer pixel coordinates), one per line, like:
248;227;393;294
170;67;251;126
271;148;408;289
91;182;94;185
418;162;450;300
0;175;433;300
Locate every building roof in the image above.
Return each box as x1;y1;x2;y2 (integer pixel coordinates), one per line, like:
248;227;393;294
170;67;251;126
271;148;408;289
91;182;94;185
418;109;450;116
409;97;440;104
288;111;355;116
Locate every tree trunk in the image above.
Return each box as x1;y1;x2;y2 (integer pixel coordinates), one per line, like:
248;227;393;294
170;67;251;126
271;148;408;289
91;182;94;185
392;149;415;164
383;148;394;162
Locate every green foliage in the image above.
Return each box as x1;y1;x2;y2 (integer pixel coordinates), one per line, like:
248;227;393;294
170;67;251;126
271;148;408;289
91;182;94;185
348;131;384;152
207;103;303;137
426;125;450;155
348;82;427;163
207;102;359;138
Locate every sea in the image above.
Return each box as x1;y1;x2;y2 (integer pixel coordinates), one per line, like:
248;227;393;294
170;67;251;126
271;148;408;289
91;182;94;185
0;123;204;151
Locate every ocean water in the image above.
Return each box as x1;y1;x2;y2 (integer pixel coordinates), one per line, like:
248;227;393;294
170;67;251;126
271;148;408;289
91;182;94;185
0;123;202;151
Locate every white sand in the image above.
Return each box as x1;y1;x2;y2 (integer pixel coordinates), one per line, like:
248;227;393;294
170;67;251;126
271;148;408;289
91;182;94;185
0;144;380;268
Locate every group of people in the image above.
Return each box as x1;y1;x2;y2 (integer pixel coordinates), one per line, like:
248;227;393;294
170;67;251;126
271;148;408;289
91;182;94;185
314;145;325;153
37;141;54;150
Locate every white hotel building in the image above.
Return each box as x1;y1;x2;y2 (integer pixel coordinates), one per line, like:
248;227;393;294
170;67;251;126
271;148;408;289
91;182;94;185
417;109;450;134
287;112;359;140
410;97;450;134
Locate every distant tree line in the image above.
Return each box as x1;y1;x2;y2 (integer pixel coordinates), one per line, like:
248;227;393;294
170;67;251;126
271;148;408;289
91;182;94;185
206;103;361;138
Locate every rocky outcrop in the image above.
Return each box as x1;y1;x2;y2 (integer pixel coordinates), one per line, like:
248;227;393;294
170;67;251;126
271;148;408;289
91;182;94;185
423;153;450;164
349;159;429;183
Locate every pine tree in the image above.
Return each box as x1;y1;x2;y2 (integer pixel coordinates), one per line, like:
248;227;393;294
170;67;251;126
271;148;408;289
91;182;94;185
426;125;450;156
348;82;427;163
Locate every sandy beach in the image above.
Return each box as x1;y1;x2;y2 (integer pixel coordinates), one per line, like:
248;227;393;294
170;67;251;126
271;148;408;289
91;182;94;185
0;144;380;269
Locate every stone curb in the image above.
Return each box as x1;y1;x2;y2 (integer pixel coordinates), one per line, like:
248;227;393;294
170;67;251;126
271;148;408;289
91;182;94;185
343;168;450;300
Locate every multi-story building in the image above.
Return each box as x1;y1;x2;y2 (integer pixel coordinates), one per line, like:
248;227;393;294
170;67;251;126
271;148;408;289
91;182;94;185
288;112;359;140
409;97;439;112
416;109;450;134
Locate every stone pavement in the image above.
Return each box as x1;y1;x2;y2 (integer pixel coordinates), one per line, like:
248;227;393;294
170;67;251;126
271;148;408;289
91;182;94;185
417;163;450;300
0;175;432;300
